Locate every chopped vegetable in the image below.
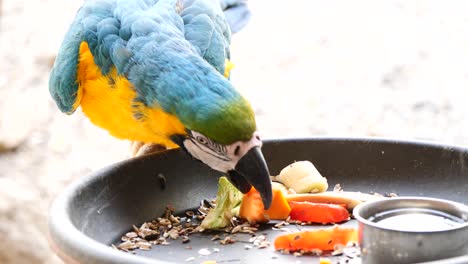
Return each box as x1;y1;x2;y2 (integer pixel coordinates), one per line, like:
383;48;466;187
200;177;243;229
272;161;328;193
288;201;349;223
271;181;288;195
286;191;385;209
319;258;332;264
266;187;291;220
239;185;292;224
239;187;267;223
274;226;358;252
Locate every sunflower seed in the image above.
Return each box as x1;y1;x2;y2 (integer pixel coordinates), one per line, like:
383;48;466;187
182;236;190;243
136;241;152;250
220;236;235;245
332;244;345;255
334;183;344;192
126;232;138;238
231;225;242;233
185;211;194;217
118;240;137;251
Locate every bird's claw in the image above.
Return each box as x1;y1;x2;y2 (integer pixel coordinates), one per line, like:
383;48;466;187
130;141;167;157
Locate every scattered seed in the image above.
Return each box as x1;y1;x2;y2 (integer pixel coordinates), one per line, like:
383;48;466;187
220;236;235;245
332;244;345;256
115;196;362;262
201;199;215;208
198;248;211;256
168;229;179;239
159;218;171;226
274;221;287;228
334;183;344;192
196;215;205;220
243;226;258;231
371;192;384;197
311;249;323;256
118;240;137;251
185;211;194;217
126;232;138;238
257;241;270;249
185;257;195;262
136;241;152;250
231;225;242;233
182;236;190;244
140;228;159;240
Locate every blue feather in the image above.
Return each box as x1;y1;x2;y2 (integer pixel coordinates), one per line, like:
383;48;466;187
49;0;254;143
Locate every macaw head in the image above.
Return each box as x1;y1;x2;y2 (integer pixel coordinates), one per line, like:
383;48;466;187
177;129;272;209
169;76;272;209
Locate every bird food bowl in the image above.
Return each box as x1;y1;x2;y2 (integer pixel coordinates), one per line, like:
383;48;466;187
354;197;468;264
49;137;468;263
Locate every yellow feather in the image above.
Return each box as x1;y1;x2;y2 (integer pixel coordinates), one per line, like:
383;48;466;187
224;59;234;78
76;42;185;147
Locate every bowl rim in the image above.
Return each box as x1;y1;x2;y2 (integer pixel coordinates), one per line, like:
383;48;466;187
353;196;468;233
48;136;468;264
48;153;167;264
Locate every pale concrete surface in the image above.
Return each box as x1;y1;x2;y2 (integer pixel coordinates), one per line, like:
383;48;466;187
1;0;468;263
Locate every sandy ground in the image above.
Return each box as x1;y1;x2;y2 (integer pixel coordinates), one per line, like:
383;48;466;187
1;0;468;263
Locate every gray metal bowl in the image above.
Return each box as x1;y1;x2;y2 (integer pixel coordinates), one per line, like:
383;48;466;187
48;137;468;263
354;197;468;264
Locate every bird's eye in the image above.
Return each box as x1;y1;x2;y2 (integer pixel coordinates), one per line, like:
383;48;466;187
196;136;208;145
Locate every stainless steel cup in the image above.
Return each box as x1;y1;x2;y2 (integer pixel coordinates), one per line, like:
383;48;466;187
353;197;468;264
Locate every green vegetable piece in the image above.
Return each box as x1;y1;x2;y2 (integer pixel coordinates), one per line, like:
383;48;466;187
200;176;243;229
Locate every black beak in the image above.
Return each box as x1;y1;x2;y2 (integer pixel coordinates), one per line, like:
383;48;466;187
228;147;272;209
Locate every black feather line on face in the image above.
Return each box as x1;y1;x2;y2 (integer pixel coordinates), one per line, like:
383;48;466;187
192;135;227;156
186;132;231;162
189;137;231;161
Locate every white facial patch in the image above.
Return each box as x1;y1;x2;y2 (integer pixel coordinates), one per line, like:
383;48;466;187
183;131;262;173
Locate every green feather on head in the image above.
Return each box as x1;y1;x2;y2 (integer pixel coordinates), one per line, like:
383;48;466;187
187;95;257;145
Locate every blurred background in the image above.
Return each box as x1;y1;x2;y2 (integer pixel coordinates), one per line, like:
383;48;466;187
1;0;468;263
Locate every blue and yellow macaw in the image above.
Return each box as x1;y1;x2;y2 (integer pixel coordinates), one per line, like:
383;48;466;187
49;0;272;208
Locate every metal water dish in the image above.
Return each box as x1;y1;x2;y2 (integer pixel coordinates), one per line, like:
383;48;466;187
354;197;468;264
